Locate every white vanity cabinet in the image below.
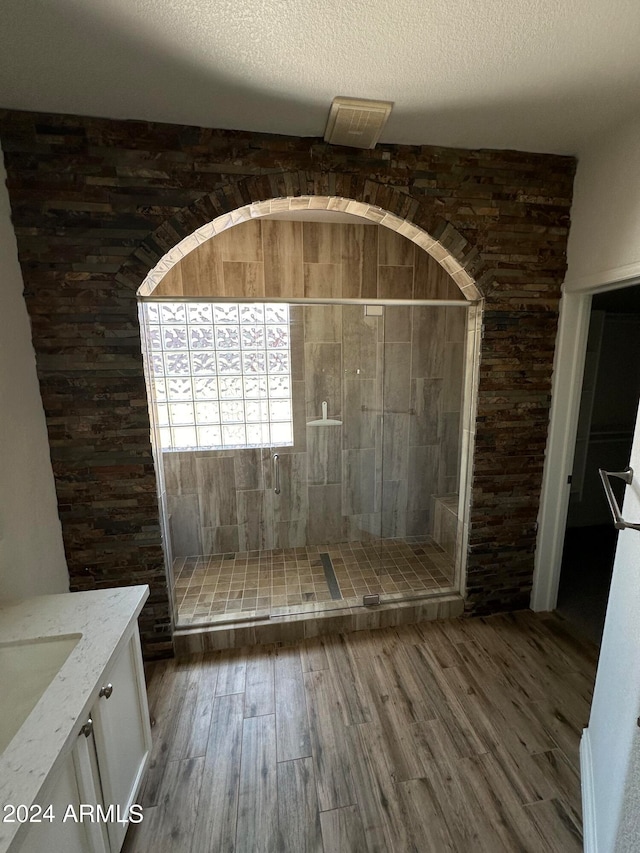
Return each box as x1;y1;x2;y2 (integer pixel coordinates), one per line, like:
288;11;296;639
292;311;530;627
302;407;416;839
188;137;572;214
14;743;97;853
89;629;151;852
14;627;152;853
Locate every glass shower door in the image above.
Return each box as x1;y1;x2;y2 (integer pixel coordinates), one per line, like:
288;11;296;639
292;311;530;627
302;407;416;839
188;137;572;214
260;303;382;617
270;302;384;616
143;299;295;627
143;298;468;628
267;300;468;619
285;301;467;617
378;303;466;596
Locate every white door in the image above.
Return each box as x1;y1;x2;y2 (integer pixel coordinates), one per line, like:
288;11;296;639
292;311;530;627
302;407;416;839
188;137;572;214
581;402;640;852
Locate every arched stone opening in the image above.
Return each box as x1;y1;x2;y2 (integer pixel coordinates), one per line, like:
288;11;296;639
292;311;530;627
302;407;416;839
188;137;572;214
134;194;482;302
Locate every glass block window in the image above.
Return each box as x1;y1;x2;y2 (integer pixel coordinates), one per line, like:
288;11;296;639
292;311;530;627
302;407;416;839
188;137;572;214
144;302;293;450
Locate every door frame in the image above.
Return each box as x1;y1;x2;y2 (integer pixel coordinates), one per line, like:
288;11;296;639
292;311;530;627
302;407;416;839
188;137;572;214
531;273;640;612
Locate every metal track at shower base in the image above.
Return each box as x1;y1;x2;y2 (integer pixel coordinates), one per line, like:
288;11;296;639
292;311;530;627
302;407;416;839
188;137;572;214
174;587;458;632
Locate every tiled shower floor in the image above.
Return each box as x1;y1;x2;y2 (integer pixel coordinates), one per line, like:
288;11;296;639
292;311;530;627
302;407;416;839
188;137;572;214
173;537;455;626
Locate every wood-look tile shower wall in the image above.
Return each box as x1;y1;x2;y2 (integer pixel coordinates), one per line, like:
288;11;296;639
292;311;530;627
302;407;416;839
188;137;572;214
159;221;466;556
152;219;464;300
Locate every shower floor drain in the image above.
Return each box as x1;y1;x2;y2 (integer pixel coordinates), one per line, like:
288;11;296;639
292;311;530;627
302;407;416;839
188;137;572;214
363;594;381;606
319;552;342;601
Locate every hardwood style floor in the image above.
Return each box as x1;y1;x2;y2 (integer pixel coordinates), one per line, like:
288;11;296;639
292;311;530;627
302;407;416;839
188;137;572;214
122;612;597;853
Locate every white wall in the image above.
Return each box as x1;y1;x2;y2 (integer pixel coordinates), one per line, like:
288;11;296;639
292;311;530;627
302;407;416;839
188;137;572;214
582;401;640;852
531;116;640;611
565;115;640;291
0;148;68;600
568;116;640;850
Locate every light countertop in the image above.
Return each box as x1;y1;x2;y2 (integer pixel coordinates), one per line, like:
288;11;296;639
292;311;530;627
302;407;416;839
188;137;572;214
0;585;149;853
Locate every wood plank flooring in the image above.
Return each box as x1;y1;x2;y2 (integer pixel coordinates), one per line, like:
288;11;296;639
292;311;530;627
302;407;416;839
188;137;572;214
122;612;597;853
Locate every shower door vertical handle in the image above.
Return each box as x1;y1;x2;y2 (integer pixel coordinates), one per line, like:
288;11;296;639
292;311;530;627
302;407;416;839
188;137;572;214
273;454;281;495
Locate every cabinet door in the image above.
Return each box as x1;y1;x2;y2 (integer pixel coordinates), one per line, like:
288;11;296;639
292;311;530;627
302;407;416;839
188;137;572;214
73;728;110;853
92;629;151;853
16;743;95;853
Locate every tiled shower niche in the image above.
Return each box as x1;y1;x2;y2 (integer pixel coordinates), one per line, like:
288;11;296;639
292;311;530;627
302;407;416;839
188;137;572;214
155;302;468;625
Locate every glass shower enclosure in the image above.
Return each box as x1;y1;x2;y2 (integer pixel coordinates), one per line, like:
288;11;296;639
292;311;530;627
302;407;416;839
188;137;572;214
140;299;470;628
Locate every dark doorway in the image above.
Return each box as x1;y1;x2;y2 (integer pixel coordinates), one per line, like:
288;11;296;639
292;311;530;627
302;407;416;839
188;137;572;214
557;285;640;645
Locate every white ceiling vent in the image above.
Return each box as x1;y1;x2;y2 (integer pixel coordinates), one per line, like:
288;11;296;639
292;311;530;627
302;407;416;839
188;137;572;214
324;97;394;149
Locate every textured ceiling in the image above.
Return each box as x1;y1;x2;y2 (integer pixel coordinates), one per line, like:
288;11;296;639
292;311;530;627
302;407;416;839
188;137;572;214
0;0;639;154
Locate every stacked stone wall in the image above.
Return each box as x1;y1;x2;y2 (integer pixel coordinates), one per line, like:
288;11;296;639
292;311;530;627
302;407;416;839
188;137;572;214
0;110;575;656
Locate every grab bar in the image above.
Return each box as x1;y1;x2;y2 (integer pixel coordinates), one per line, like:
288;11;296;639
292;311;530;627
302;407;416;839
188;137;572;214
273;454;280;495
598;466;640;531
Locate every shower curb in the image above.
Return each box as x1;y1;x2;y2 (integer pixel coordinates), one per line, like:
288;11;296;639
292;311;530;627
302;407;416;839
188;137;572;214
172;593;464;657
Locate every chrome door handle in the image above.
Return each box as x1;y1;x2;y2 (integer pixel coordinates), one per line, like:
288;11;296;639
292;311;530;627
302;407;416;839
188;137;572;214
99;683;113;699
599;466;640;531
273;454;280;495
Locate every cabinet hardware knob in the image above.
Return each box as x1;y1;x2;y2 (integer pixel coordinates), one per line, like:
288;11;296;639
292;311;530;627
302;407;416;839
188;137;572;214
81;718;93;738
99;683;113;699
